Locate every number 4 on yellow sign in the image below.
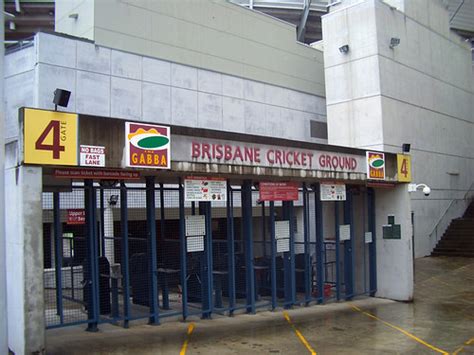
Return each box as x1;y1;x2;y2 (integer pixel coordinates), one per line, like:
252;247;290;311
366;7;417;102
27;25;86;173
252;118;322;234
23;108;78;166
397;154;412;182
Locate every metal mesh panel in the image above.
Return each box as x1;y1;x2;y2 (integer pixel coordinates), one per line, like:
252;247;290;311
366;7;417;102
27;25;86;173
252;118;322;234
251;189;272;309
158;188;182;317
96;186;123;323
126;187;152;321
43;187;90;328
231;189;247;310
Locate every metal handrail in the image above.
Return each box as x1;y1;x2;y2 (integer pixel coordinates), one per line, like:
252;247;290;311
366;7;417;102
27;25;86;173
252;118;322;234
428;181;474;243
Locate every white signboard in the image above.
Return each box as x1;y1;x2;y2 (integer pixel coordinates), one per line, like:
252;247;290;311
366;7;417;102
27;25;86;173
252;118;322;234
187;236;204;252
365;232;373;244
185;215;206;237
320;183;346;201
275;220;290;239
172;135;366;174
275;220;290;253
185;177;227;202
80;145;105;167
339;224;351;241
277;238;290;253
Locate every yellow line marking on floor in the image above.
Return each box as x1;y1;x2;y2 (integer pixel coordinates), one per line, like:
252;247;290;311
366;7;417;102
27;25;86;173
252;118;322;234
179;323;195;355
453;336;474;355
350;304;449;355
283;311;317;355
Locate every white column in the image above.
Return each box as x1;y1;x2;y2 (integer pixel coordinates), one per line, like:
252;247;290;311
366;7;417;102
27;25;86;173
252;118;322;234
0;1;9;352
5;165;45;353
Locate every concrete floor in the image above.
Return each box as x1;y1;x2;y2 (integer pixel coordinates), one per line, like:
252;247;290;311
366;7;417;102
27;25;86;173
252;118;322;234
46;256;474;354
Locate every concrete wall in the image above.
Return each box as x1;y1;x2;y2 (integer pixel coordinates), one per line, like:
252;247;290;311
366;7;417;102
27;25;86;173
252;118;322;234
0;1;8;352
5;32;327;145
55;0;325;97
375;184;413;301
55;0;94;40
322;0;474;257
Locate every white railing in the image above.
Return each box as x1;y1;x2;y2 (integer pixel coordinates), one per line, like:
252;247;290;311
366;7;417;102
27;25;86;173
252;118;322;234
428;182;474;251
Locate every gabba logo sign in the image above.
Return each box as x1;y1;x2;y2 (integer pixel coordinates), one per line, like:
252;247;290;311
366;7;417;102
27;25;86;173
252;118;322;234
125;122;170;169
366;151;385;180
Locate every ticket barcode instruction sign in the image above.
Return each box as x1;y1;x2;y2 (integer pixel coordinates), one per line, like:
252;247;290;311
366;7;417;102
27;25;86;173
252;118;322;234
23;108;78;166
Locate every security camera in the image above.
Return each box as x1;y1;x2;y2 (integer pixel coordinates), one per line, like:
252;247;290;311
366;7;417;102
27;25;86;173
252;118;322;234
422;186;431;196
408;183;431;196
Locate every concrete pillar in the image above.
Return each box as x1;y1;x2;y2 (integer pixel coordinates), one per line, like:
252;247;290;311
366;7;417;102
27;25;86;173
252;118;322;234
0;1;9;352
5;164;45;354
104;206;115;264
375;184;413;301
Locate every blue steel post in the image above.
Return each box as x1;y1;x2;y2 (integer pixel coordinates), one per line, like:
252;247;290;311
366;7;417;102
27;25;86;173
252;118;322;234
120;181;130;328
145;176;159;325
53;192;64;324
178;179;188;320
335;201;341;301
262;202;267;257
343;190;354;300
242;180;255;314
269;201;277;310
199;201;213;319
99;188;105;257
226;183;236;315
282;201;295;308
314;184;324;303
302;184;311;305
159;183;169;310
289;201;296;306
368;188;377;296
85;179;98;331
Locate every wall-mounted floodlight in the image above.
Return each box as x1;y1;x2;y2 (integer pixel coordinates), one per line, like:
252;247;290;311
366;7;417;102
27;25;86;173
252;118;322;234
408;183;431;196
339;44;349;54
390;37;400;48
53;89;71;110
402;143;411;153
68;13;79;19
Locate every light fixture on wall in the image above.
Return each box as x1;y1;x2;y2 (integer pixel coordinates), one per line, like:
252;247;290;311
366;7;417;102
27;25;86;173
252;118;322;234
390;37;400;48
68;13;79;19
339;44;349;54
53;89;71;111
402;143;411;153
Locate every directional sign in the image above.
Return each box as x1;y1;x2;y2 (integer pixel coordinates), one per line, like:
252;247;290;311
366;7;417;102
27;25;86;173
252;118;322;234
397;154;412;182
23;108;78;166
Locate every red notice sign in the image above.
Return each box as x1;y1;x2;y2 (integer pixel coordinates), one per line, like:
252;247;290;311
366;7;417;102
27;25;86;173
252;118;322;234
259;182;299;201
67;209;85;225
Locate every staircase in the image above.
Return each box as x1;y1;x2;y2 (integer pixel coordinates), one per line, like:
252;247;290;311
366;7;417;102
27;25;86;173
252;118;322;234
432;202;474;257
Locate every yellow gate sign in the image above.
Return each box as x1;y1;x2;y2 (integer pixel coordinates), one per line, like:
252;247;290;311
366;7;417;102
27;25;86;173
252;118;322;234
23;108;78;166
397;154;412;182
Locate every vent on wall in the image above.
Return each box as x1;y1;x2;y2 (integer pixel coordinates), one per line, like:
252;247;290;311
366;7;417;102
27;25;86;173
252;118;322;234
310;120;328;139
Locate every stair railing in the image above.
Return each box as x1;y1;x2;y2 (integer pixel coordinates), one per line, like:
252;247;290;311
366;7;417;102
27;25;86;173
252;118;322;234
428;181;474;250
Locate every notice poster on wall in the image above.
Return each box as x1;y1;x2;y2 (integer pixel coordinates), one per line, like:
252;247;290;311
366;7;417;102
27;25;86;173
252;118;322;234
259;182;299;201
339;224;351;241
67;209;85;225
365;232;373;244
275;220;290;253
184;176;227;202
320;182;346;201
